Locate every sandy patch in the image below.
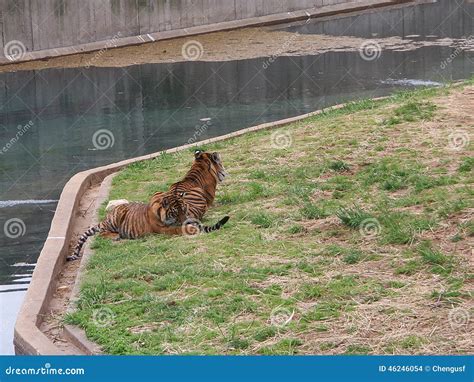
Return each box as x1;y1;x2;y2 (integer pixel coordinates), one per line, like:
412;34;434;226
1;27;472;73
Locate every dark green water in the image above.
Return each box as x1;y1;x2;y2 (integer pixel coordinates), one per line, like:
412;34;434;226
0;0;472;354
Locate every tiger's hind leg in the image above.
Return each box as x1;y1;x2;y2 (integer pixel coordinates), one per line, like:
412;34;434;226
99;231;121;241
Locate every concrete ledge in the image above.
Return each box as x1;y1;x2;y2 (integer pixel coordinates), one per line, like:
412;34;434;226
63;173;117;355
0;0;412;66
14;94;389;354
62;325;102;355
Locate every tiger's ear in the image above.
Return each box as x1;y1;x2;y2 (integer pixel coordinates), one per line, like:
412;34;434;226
161;196;170;209
211;152;220;162
194;150;203;159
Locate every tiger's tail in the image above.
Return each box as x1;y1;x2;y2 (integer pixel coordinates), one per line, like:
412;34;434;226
201;216;230;233
67;225;100;261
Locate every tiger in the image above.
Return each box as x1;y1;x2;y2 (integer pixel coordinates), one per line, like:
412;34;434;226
105;199;129;211
169;150;227;221
68;190;229;261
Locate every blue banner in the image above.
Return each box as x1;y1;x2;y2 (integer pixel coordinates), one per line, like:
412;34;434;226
0;356;472;381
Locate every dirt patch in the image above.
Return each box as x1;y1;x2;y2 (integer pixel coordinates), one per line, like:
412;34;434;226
128;323;160;335
38;183;102;354
1;27;472;73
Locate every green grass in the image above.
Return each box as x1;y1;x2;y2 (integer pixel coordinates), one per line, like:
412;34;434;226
385;336;426;353
67;80;473;355
383;101;436;126
328;160;351;172
395;259;421;276
249;211;275;228
458;157;474;172
345;344;371;354
379;212;434;245
336;207;374;228
343;249;365;264
417;241;454;276
300;203;329;219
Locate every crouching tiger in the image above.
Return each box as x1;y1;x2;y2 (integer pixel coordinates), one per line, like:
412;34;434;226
169;150;227;221
68;191;229;261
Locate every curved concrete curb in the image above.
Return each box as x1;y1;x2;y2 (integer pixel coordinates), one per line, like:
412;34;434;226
14;95;389;354
0;0;411;66
62;173;117;355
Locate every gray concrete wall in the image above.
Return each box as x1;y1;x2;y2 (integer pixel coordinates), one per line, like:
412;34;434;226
0;0;351;53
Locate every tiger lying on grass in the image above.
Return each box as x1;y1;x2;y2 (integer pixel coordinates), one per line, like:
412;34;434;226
68;190;229;261
169;150;227;220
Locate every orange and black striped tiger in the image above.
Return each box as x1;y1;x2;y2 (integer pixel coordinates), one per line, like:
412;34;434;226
169;150;227;220
68;190;229;261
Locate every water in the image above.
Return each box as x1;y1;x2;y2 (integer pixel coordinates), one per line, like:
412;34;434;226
0;0;472;354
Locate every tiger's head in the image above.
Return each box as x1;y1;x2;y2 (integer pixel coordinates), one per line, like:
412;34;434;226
194;150;228;182
149;191;187;226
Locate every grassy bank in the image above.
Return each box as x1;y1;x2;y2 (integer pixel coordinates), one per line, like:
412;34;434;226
66;80;473;354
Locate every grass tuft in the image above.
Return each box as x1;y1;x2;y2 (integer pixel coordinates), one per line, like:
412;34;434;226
328;160;350;172
336;207;373;228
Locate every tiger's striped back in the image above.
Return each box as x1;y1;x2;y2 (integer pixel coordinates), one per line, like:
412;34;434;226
169;150;227;220
175;186;208;220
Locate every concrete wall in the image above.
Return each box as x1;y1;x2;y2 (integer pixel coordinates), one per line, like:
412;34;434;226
0;0;352;53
